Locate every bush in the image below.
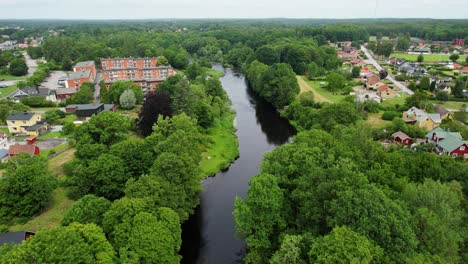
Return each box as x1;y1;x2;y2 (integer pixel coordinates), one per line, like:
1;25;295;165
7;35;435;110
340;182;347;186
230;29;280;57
435;91;449;101
382;111;400;121
20;96;56;107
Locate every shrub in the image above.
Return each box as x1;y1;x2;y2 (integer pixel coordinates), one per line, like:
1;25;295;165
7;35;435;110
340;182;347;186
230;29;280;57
382;111;400;121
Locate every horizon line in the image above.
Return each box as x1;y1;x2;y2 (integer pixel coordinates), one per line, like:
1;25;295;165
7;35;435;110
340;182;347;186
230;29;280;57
1;17;468;21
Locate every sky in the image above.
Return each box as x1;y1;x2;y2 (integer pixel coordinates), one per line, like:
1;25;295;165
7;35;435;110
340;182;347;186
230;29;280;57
0;0;467;19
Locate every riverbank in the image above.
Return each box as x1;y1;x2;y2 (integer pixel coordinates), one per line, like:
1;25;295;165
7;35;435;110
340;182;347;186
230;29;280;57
199;109;239;178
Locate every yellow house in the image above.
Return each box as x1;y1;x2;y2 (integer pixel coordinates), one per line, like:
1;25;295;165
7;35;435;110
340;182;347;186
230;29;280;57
6;112;42;135
402;107;441;131
377;84;398;99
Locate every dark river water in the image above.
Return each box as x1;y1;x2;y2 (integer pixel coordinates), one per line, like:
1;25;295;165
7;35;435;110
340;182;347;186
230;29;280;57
180;65;296;264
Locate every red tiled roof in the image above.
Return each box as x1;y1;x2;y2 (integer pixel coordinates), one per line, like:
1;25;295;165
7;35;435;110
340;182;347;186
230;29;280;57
377;85;390;92
367;75;380;85
461;67;468;73
8;144;39;156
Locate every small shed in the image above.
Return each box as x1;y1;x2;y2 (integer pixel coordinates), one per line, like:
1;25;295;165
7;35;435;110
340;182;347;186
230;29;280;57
0;231;35;246
392;131;412;146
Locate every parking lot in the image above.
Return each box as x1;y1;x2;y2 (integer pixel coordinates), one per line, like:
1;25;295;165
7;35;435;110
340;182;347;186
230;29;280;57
40;70;68;90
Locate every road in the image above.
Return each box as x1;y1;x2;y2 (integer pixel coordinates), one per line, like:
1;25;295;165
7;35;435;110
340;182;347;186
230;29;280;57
23;51;38;77
94;71;102;103
361;45;414;95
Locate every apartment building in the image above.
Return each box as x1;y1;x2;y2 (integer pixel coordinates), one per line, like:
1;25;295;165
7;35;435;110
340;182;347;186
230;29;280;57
101;57;175;90
66;61;96;89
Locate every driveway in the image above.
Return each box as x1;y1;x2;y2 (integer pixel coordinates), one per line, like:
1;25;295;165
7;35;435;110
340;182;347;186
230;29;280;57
360;45;414;95
23;51;38;77
94;71;102;102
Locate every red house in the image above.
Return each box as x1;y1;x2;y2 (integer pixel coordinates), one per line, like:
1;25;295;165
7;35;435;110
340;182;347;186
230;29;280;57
8;144;40;157
392;131;412;146
55;88;77;101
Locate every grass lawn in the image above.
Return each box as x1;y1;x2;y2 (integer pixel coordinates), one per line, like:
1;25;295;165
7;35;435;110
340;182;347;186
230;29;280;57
381;93;409;108
57;114;77;124
9;187;74;232
299;76;346;103
429;100;467;110
40;142;70;159
367;112;392;129
0;127;12;137
199;111;239;178
207;68;225;79
0;83;18;97
48;148;75;178
390;53;467;62
38;131;65;140
0;74;27;81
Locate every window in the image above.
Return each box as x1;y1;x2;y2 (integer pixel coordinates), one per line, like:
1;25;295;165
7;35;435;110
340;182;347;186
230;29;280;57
452;153;457;158
460;146;465;151
22;121;26;124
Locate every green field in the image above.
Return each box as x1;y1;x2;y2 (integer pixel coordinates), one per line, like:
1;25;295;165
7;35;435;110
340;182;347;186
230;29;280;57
300;76;347;103
0;74;27;81
390;53;467;62
429;100;467;110
380;93;409;108
199;110;239;178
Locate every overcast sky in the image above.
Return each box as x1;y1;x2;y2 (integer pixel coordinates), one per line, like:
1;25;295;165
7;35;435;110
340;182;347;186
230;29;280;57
1;0;467;19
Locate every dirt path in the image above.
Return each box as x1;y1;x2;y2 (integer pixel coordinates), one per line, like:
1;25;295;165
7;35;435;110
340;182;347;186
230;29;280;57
296;76;331;103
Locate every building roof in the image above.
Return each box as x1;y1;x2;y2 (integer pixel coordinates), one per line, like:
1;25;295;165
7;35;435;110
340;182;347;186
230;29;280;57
66;103;103;111
75;61;95;67
428;114;442;124
392;131;410;140
55;88;77;95
438;134;466;153
367;75;380;86
425;127;463;141
25;123;46;131
104;104;115;111
8;144;38;156
377;85;390;93
69;70;91;80
405;107;442;124
6;112;35;121
0;149;8;158
433;105;450;116
0;231;34;245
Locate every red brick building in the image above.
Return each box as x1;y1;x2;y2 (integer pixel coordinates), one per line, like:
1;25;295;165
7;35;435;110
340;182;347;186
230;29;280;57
101;58;175;90
74;61;96;80
66;61;96;89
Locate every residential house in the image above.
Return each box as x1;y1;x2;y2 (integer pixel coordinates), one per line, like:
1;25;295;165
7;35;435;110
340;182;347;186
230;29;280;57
377;84;398;99
0;149;9;162
436;82;452;94
0;231;35;246
360;67;373;77
337;50;359;61
101;57;175;90
8;87;56;102
65;103;116;119
453;38;465;46
350;59;365;66
461;67;468;75
425;127;468;159
433;105;453;120
402;106;442;130
6;112;42;135
412;47;431;54
0;131;14;150
392;131;412;146
55;88;77;101
66;70;93;89
8;144;40;157
365;74;381;90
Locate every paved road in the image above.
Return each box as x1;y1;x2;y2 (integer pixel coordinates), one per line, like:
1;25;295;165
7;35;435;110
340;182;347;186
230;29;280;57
94;71;102;103
23;51;38;77
361;45;414;95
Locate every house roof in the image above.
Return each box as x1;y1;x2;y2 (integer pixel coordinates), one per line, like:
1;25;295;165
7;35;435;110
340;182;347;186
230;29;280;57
66;103;103;111
8;144;38;156
405;107;441;124
25;123;46;131
377;85;390;93
75;61;95;67
438;135;466;153
367;75;380;85
392;131;410;140
0;149;8;158
7;112;35;121
55;88;77;95
461;67;468;73
428;113;442;124
69;70;91;80
425;127;463;141
0;231;34;245
104;104;115;111
433;105;450;116
360;67;372;73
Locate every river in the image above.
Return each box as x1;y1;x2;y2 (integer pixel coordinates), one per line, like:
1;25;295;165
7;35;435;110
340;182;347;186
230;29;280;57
181;65;296;264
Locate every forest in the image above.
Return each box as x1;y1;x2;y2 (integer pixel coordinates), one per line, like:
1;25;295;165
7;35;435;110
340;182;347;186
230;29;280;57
0;18;467;263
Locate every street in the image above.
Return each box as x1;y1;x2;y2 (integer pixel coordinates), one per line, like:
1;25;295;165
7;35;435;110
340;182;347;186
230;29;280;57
360;45;414;95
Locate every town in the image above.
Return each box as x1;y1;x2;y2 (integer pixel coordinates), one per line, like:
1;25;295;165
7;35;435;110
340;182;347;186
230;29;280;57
0;16;467;264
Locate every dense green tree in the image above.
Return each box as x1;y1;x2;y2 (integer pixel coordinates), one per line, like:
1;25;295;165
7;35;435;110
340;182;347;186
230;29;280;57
326;72;345;91
329;184;418;262
255;45;280;65
309;226;384;264
225;46;254;68
74;111;130;145
62;194;111;226
435;91;449;101
119;212;181;263
43;109;66;124
234;173;287;264
449;53;460;63
270;235;306;264
417;54;424;63
73;85;94;104
0;155;56;221
419;76;430;90
396;37;410;51
351;66;361;78
259;63;300;109
110;138;155;178
8;58;28;76
106;81;143;104
119;89;136;109
4;223;115;263
157;55;169;66
305;62;324;80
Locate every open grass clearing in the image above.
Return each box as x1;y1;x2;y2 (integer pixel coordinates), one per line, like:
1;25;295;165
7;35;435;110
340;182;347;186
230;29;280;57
390;53;466;62
298;76;348;103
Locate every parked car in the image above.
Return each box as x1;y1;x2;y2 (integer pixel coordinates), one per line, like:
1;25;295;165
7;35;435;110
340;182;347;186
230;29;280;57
0;84;8;88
